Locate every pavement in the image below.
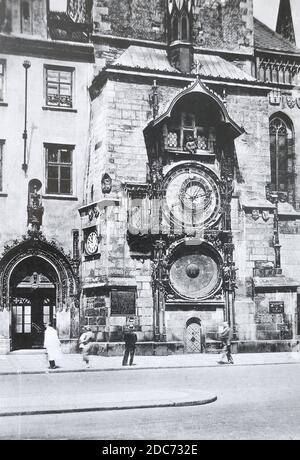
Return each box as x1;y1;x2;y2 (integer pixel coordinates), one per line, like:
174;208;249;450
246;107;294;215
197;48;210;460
0;351;299;418
1;349;300;375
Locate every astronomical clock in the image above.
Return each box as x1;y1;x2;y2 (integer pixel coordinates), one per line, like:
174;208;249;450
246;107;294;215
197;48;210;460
169;248;222;301
163;163;221;230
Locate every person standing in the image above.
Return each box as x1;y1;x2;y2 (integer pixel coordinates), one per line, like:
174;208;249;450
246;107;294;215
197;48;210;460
122;325;137;366
44;322;62;369
79;326;94;368
218;321;234;365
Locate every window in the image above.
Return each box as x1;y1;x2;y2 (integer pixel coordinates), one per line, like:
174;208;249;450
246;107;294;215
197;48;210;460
0;140;4;191
0;60;5;101
167;112;216;153
12;299;31;334
270;115;295;204
45;66;74;108
181;16;188;41
45;144;74;195
170;10;190;42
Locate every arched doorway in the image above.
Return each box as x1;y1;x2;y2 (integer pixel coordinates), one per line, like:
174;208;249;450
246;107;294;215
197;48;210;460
10;257;57;350
185;318;202;353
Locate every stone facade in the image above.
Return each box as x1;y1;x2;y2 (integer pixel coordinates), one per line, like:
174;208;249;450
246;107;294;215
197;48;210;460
1;0;300;355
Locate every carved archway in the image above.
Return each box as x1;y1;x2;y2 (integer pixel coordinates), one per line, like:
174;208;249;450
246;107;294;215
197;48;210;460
0;232;79;313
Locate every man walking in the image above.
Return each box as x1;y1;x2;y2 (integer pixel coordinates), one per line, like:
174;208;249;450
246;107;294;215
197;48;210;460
79;326;94;368
218;321;234;365
122;325;137;366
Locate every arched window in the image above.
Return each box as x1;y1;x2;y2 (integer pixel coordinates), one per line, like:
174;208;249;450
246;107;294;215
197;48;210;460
269;115;295;203
172;15;179;41
170;9;191;43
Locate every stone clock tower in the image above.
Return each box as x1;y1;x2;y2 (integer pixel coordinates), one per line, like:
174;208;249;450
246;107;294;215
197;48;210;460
125;76;244;349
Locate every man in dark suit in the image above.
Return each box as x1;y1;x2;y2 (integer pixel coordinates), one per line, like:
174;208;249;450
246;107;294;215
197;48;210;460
122;325;137;366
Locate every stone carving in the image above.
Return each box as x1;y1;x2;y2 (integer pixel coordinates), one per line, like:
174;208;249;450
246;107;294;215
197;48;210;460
149;160;164;186
101;173;112;195
0;231;79;312
149;80;159;119
262;210;270;222
184;136;197;154
252;209;260;221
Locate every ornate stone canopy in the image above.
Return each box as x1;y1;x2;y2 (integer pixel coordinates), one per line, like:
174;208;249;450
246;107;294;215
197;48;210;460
0;231;79;312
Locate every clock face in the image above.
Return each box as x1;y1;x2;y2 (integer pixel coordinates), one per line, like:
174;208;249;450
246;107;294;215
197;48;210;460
163;165;220;230
85;231;99;255
169;252;221;300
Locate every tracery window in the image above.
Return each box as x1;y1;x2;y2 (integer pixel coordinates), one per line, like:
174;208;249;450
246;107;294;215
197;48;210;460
170;10;190;42
269;115;295;203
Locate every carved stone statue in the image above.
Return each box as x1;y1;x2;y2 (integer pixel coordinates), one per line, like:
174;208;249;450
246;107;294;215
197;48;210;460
27;182;44;231
184;136;197;154
150;160;164;185
101;173;112;194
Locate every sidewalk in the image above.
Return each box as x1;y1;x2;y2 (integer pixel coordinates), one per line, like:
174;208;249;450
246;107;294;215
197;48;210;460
0;351;299;417
0;350;300;375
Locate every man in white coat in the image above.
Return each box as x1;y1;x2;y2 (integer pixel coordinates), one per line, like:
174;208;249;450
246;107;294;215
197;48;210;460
44;322;62;369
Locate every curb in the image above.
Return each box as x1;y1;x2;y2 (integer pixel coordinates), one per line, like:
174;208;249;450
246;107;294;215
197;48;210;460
0;396;218;418
0;360;300;376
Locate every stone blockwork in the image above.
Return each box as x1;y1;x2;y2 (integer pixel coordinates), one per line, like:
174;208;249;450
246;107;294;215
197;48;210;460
193;0;253;52
68;0;92;23
92;0;166;41
86;78;156;202
254;291;296;340
165;308;224;343
1;0;48;38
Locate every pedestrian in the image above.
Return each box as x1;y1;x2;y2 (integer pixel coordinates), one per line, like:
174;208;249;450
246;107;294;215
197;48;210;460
122;325;137;366
79;326;94;368
44;322;62;369
218;321;234;365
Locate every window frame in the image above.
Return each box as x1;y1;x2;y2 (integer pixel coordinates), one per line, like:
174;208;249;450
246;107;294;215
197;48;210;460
44;143;75;196
0;59;6;102
170;10;191;42
44;65;75;109
167;112;216;153
269;115;295;205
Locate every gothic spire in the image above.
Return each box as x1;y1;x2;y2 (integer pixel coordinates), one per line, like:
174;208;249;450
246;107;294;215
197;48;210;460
276;0;296;45
168;0;194;15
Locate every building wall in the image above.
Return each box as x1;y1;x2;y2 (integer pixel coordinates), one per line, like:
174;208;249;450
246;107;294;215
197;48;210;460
0;52;92;254
92;0;253;53
0;0;48;38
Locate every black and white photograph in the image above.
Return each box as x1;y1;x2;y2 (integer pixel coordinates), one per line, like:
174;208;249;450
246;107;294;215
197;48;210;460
0;0;300;443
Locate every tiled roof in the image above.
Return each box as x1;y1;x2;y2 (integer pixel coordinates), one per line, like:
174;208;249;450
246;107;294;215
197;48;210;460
112;46;256;82
112;46;179;73
254;17;300;54
193;53;256;82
